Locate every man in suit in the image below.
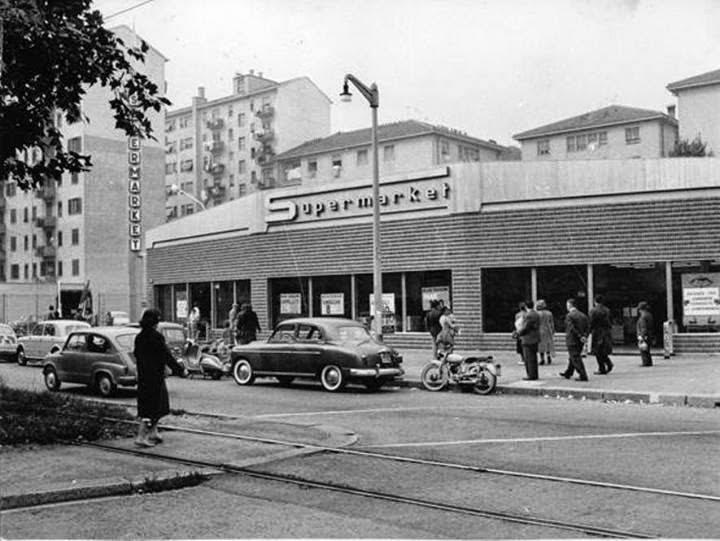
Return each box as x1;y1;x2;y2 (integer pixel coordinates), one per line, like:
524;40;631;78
560;298;590;381
516;300;540;380
636;301;654;367
589;294;614;375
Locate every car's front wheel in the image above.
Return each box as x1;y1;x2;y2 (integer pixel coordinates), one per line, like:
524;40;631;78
17;348;27;366
95;374;116;398
320;365;347;392
232;359;255;385
44;367;61;391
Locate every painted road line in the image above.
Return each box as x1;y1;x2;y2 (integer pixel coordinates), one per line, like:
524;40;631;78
253;405;511;418
369;429;720;448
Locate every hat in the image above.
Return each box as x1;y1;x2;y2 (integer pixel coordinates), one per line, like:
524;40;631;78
535;299;546;310
637;301;649;311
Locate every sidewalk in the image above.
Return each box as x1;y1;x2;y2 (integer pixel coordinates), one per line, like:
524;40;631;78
394;348;720;408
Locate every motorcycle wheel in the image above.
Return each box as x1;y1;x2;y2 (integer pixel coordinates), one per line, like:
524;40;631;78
473;367;497;395
420;363;448;391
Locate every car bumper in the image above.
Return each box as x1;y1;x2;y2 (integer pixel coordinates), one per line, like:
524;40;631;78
348;367;405;378
116;376;137;386
0;345;16;356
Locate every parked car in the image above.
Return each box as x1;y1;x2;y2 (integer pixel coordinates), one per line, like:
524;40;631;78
0;323;18;362
108;311;130;326
230;317;404;392
16;320;92;365
126;321;187;375
9;315;40;338
43;326;141;397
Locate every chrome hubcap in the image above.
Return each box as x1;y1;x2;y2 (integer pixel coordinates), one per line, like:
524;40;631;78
324;368;340;387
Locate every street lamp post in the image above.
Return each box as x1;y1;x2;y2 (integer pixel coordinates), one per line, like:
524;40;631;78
170;183;206;212
340;74;383;340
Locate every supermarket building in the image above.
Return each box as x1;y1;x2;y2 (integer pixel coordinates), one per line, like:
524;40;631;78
145;157;720;353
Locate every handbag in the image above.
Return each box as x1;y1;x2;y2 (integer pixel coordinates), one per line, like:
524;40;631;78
637;336;649;352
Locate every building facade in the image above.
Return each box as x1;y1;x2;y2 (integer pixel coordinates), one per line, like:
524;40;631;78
667;68;720;155
273;120;507;187
514;105;678;161
164;71;331;220
1;26;166;322
145;157;720;354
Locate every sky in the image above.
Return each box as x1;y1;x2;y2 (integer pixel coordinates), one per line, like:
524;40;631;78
94;0;720;146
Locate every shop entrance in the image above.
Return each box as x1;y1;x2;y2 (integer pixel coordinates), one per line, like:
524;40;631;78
593;263;666;346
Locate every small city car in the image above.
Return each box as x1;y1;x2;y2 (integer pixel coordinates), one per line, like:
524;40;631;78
16;320;92;365
43;326;141;397
0;323;18;362
230;317;404;392
126;321;187;376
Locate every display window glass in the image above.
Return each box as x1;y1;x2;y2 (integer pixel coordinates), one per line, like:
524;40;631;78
671;260;720;333
312;275;351;319
189;282;211;340
173;283;188;322
155;285;173;322
269;276;309;327
355;273;404;332
537;265;588;332
214;281;234;328
405;270;452;332
482;268;531;332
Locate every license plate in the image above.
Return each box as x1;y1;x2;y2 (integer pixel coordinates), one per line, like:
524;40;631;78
380;352;391;364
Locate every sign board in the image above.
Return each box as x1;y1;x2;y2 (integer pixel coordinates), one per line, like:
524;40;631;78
128;135;142;251
682;273;720;327
320;293;344;315
421;286;451;311
280;293;302;314
369;293;396;315
175;291;188;319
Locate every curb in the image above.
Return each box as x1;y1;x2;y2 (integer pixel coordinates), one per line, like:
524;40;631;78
392;378;719;409
0;468;220;512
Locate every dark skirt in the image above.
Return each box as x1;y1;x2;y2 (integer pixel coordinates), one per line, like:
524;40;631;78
137;378;170;421
515;338;523;354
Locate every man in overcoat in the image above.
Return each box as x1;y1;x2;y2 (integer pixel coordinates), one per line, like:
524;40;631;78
636;301;654;367
134;309;187;447
236;303;261;345
425;300;443;359
560;298;590;381
516;300;540;380
589;294;614;375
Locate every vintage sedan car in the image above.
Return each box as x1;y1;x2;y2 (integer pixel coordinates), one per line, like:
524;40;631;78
0;324;18;362
43;326;141;397
16;320;92;365
230;317;404;392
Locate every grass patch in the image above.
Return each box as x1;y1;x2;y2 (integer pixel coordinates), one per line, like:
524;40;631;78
0;384;137;446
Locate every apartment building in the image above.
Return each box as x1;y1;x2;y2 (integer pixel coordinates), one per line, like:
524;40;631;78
667;68;720;155
1;26;166;321
164;71;331;220
273;120;507;186
514;105;678;161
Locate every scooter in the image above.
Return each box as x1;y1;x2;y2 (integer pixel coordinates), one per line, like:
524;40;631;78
176;339;226;380
420;349;501;394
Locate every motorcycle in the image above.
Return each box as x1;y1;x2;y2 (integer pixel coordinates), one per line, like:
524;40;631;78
176;339;227;380
420;350;500;394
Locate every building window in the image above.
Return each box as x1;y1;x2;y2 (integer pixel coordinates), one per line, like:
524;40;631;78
459;146;479;161
67;137;82;153
57;261;63;277
566;136;576;153
32;263;37;278
625;126;640;144
55;112;63;128
576;134;587;151
383;145;395;162
228;105;233;118
250;100;254;112
23;264;28;279
10;264;19;280
24;235;28;251
57;201;63;217
180;137;193;150
68;198;82;215
10;237;16;251
250;147;256;159
6;182;16;197
32;234;37;249
228;128;234;140
440;140;451;162
238;183;247;196
58;231;63;247
228;174;234;187
23;207;28;222
10;209;16;223
31;206;37;220
250;171;257;183
180;159;194;172
238;113;245;127
71;228;80;245
165;162;177;175
599;131;608;146
238;137;245;150
332;155;342;177
356;149;368;166
166;141;177;154
211;108;219;120
238;160;246;174
71;259;80;276
166;206;178;221
179;116;192;129
166;119;176;132
537;139;550;155
308;160;317;178
71;172;79;184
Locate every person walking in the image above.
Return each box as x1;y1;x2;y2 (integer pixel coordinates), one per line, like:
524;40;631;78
589;294;614;375
236;303;261;345
133;308;187;447
513;302;527;366
516;300;540;380
228;303;239;345
636;301;654;367
425;300;443;359
188;305;200;341
45;305;57;320
435;305;459;357
560;298;590;381
536;299;555;365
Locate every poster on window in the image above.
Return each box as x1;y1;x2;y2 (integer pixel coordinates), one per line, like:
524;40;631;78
320;293;344;315
175;292;188;319
682;273;720;327
369;293;396;315
280;293;302;314
421;286;451;310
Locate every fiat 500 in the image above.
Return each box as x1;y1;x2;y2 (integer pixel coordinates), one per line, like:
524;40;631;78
230;317;404;392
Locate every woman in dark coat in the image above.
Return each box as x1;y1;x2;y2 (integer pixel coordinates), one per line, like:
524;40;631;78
134;309;186;447
235;303;261;345
589;294;614;375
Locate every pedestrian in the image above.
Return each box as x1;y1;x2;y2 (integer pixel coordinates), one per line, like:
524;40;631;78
536;299;555;365
236;303;261;345
133;308;187;447
636;301;654;367
513;302;527;366
560;298;590;381
435;306;459;358
45;305;57;320
228;303;239;345
589;294;614;375
105;311;114;326
188;304;200;341
516;300;540;380
425;300;443;359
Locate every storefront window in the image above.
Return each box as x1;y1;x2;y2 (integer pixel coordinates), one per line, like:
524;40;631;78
155;285;173;322
671;260;720;333
482;268;531;332
312;275;351;319
269;276;309;326
213;281;234;328
355;273;403;332
537;265;588;332
189;282;211;339
593;263;666;345
173;283;188;322
405;270;452;332
235;280;251;306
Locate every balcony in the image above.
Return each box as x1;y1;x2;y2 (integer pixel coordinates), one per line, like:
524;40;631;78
35;245;57;259
208;184;227;201
257;176;276;190
35;183;56;202
35;216;58;230
254;129;274;143
209;140;225;155
255;106;274;119
206;118;224;131
255;145;275;165
208;163;225;177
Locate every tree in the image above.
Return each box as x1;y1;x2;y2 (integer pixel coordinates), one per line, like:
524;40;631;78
0;0;170;190
669;136;713;157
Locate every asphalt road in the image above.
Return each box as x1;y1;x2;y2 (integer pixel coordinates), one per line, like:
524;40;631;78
1;363;719;538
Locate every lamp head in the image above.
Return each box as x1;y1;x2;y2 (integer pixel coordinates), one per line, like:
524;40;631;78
169;183;179;194
339;81;352;102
